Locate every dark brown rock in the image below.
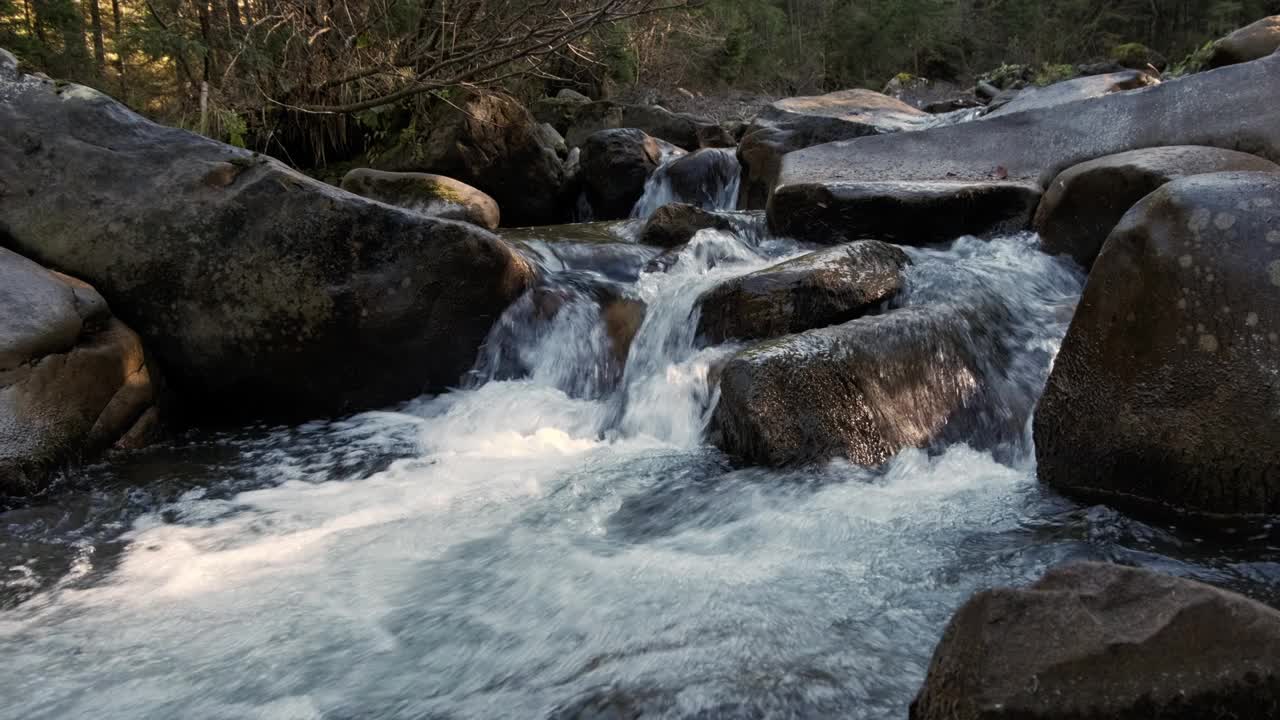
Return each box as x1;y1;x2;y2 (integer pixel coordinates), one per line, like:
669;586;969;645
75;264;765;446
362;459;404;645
639;204;733;248
911;562;1280;720
769;180;1042;246
340;168;501;231
1210;15;1280;68
713;302;1001;467
1034;172;1280;518
1;248;158;497
375;92;565;226
772;52;1280;245
696;240;909;344
579;129;672;220
1036;146;1279;267
0;70;534;422
737;89;929;210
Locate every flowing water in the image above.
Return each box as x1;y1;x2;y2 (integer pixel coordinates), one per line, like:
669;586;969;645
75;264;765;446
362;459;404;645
3;222;1279;720
632;149;742;219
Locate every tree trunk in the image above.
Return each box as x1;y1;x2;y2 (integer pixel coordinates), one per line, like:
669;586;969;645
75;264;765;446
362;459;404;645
89;0;107;75
111;0;127;98
228;0;242;30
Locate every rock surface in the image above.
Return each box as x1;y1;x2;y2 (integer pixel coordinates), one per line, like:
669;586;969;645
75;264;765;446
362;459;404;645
375;92;565;226
579;129;673;220
772;52;1280;244
982;70;1156;119
1035;172;1280;518
1210;15;1280;68
713;302;999;466
1;248;158;497
1036;146;1280;267
696;240;909;343
0;70;534;422
737;89;929;209
911;562;1280;720
340;168;501;230
555;101;729;151
639;204;733;248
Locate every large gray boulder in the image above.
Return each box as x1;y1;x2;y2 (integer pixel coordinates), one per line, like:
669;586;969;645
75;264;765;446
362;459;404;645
340;168;501;231
982;69;1156;118
1036;146;1280;267
771;52;1280;245
712;302;1002;466
737;89;930;210
0;69;534;422
911;562;1280;720
1210;15;1280;68
1;248;158;497
374;92;566;226
1035;172;1280;518
695;240;909;344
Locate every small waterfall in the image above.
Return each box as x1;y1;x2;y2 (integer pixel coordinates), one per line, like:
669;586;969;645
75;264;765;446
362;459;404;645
632;148;742;219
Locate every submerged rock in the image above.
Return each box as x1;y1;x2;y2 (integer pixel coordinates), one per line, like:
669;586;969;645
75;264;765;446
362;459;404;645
1210;15;1280;68
579;129;674;220
374;92;565;226
712;302;1000;466
1035;172;1280;518
771;52;1280;244
340;168;501;230
1;248;158;497
737;89;929;209
911;562;1280;720
1036;146;1279;267
0;68;534;422
696;240;909;344
639;203;733;248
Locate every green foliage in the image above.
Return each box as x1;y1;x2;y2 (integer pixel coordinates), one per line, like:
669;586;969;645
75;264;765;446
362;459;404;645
1110;42;1156;66
1167;41;1218;77
1034;63;1079;86
220;109;247;148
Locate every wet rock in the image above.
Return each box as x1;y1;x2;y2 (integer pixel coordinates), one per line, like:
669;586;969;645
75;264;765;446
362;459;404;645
769;180;1041;247
1;248;158;497
340;168;501;231
713;302;1000;466
602;297;646;364
982;70;1157;119
579;129;673;220
1034;172;1280;518
696;240;909;344
772;52;1280;245
1036;146;1280;268
639;203;733;248
737;89;929;209
657;148;741;209
911;562;1280;720
1210;15;1280;68
374;92;565;226
0;68;534;422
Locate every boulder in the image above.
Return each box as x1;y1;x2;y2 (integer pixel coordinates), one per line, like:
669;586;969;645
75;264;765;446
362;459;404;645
1034;172;1280;518
713;302;1002;466
0;70;534;422
769;180;1042;247
771;52;1280;245
340;168;501;231
982;70;1157;119
1036;146;1280;267
0;47;16;79
1;248;158;497
375;92;565;226
1210;15;1280;68
557;101;729;151
911;562;1280;720
556;88;591;103
632;148;741;218
737;89;930;210
579;129;671;220
639;203;733;248
696;240;909;344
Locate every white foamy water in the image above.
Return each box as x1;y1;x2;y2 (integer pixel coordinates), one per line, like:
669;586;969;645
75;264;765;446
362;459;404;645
2;230;1277;720
632;149;742;219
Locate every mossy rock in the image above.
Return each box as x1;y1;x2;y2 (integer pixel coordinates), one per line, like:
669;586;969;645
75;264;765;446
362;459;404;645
1110;42;1167;70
